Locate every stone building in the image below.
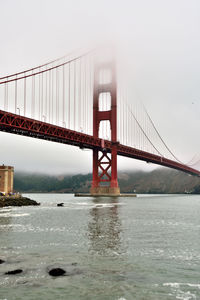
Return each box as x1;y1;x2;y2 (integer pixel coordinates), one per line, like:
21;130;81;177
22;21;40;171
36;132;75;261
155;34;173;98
0;165;14;195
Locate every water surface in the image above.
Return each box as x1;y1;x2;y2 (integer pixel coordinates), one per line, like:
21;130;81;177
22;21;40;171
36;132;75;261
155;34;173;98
0;194;200;300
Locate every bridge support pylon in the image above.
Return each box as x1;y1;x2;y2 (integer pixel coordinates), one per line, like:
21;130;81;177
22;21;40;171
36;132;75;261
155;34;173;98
90;61;120;196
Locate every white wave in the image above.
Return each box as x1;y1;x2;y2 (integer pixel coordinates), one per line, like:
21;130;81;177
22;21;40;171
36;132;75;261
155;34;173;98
0;208;11;213
164;283;200;289
12;213;30;217
164;282;180;288
15;225;70;233
74;202;91;205
0;224;23;228
163;282;199;300
187;284;200;289
176;290;196;300
13;213;30;217
0;212;30;217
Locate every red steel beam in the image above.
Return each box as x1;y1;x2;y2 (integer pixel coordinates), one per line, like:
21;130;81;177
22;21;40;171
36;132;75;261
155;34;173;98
0;110;200;177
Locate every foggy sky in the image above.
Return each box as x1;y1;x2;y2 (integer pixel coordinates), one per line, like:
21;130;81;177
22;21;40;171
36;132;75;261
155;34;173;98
0;0;200;174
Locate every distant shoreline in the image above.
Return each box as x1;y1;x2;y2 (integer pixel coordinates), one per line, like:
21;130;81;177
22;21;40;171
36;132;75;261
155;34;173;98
14;168;200;194
20;192;198;195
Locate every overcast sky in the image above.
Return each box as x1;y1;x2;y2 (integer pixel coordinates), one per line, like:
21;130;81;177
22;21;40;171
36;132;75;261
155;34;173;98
0;0;200;174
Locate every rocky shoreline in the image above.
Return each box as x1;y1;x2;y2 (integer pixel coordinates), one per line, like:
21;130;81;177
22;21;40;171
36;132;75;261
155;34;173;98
0;196;40;207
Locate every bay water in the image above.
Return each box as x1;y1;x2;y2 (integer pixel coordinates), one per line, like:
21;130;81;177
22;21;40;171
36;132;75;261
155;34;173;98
0;194;200;300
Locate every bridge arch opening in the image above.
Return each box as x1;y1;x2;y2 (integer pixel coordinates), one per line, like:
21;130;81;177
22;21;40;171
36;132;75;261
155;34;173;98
99;120;111;140
98;92;111;111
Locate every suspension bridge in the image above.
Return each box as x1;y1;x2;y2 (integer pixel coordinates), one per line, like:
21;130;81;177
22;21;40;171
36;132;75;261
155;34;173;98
0;48;199;195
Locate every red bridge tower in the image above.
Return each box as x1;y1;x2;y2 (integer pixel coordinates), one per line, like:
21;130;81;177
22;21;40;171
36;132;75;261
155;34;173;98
90;61;120;196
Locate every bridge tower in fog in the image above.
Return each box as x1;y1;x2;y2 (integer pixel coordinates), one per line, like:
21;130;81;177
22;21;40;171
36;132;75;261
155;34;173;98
90;61;120;195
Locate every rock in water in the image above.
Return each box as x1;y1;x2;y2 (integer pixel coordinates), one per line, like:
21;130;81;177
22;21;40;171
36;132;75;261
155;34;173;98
5;269;23;275
57;203;64;207
48;268;66;276
0;259;5;264
0;196;40;207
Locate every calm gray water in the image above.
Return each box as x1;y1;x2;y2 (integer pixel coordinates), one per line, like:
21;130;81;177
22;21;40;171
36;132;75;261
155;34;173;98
0;194;200;300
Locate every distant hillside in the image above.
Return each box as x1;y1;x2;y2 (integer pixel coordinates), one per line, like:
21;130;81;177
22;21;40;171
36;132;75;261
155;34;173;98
14;168;200;194
14;173;92;193
118;169;200;194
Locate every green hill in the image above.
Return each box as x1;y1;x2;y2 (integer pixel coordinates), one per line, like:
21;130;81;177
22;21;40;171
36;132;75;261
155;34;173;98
14;168;200;194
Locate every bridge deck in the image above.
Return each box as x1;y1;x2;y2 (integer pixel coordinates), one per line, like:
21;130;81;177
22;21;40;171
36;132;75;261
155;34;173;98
0;110;199;177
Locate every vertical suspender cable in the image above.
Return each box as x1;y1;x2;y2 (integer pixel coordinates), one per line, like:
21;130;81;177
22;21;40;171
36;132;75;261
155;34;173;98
24;75;26;116
56;68;58;125
32;72;35;118
118;86;120;143
45;69;47;121
122;86;125;144
83;58;85;132
57;68;59;124
49;70;51;123
78;58;81;131
68;63;71;129
39;71;41;120
41;72;43;121
88;56;90;134
90;55;93;134
15;76;17;114
57;67;59;125
85;57;87;133
33;75;35;119
51;68;54;123
4;78;8;111
74;60;76;131
80;60;82;131
89;56;92;134
63;65;65;126
3;82;4;110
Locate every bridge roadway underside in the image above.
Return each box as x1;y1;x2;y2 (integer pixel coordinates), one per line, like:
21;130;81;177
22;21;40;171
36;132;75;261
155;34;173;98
0;110;200;177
